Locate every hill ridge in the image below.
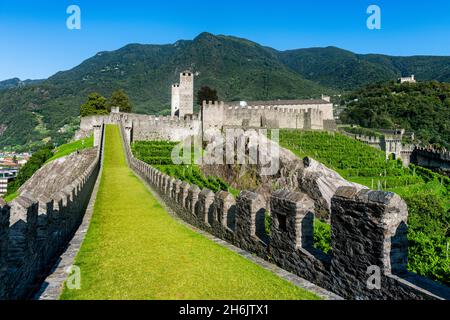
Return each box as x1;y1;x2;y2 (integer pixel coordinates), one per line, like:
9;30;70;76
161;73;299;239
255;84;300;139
1;32;450;150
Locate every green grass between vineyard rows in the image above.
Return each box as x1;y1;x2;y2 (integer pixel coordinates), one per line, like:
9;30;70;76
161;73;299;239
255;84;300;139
278;130;449;208
61;125;319;300
131;140;239;196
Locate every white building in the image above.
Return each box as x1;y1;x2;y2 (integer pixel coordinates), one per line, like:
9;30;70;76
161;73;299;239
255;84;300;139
399;75;416;84
0;169;17;197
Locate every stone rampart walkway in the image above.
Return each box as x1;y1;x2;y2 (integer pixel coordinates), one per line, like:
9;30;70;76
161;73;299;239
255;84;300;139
57;125;320;300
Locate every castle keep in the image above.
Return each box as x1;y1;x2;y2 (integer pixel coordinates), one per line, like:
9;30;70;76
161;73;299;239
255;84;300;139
170;71;335;131
171;71;194;117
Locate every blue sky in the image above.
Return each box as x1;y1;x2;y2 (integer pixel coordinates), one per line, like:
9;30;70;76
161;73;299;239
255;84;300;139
0;0;449;81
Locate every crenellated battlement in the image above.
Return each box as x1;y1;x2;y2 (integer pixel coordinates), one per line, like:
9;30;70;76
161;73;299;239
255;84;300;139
78;112;201;143
414;147;450;160
131;114;201;142
410;146;450;170
78;94;334;144
0;126;104;300
119;123;450;300
341;129;450;169
202;100;326;131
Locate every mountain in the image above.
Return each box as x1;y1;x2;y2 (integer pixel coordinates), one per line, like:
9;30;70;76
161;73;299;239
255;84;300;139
1;32;450;150
0;78;42;90
280;47;450;90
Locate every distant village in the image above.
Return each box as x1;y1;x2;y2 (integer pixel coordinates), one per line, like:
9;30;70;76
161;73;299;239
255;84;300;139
0;151;30;167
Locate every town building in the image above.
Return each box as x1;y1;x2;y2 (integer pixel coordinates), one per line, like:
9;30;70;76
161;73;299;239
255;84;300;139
0;169;17;197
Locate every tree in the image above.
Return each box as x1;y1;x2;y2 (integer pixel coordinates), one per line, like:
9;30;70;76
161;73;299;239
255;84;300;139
197;86;218;106
107;89;132;113
80;93;108;117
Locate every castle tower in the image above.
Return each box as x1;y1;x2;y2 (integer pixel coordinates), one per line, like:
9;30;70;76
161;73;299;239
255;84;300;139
171;84;180;116
171;71;194;118
179;71;194;117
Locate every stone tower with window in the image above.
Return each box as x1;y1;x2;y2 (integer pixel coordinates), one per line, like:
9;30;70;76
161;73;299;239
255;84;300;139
171;71;194;118
171;84;180;117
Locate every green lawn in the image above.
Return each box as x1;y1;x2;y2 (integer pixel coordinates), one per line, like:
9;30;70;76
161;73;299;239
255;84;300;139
60;125;319;300
3;191;18;203
46;135;94;163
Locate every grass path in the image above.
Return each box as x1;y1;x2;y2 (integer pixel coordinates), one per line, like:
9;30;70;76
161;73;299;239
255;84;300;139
46;135;94;163
60;125;318;300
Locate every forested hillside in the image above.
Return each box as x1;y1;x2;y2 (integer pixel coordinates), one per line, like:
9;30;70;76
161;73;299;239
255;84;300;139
280;47;450;90
340;81;450;149
0;78;42;91
1;32;450;150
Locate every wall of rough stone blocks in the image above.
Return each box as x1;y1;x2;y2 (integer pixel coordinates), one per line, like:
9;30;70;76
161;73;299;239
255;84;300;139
79;104;333;147
411;148;450;170
79;113;201;143
132;116;201;142
202;101;326;131
120;123;450;300
340;131;422;167
0;126;104;299
323;120;337;131
178;71;194;117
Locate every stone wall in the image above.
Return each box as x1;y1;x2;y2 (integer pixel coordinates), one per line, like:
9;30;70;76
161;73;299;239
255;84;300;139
341;131;383;150
0;126;104;300
78;102;334;145
202;101;326;131
411;147;450;171
341;131;418;166
78;112;201;143
120;123;450;300
132;115;201;142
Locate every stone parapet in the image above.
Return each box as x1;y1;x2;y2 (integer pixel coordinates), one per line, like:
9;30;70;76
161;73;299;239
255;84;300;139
0;125;104;299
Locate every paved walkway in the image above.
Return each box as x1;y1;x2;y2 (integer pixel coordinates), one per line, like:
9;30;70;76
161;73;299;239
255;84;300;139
57;125;321;300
